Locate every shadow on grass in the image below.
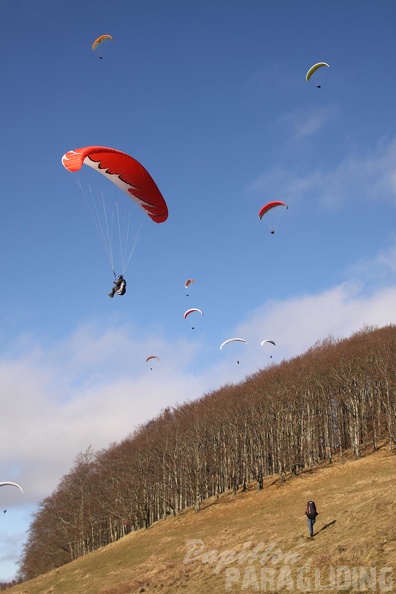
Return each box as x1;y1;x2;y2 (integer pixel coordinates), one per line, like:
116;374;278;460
315;519;336;536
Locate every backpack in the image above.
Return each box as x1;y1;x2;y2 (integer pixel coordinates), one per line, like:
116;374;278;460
306;501;317;520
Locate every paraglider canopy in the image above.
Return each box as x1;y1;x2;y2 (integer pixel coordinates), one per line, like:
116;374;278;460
62;146;168;223
0;482;23;493
184;308;204;319
258;201;288;220
146;355;159;370
0;481;24;513
185;278;194;296
261;339;275;358
184;307;204;330
92;34;113;58
306;62;330;83
220;337;247;350
62;146;168;278
220;338;247;365
258;201;288;234
260;339;276;347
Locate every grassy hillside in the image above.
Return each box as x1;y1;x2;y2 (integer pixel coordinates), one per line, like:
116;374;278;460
10;445;396;594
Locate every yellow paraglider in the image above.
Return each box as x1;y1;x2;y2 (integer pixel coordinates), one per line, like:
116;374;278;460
306;62;329;87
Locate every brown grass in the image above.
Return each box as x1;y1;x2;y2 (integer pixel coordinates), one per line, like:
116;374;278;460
9;444;396;594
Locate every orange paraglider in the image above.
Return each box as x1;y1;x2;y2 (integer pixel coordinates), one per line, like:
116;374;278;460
92;34;113;59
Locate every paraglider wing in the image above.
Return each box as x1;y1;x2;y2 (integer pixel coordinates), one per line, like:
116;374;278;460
184;308;204;319
145;355;159;370
306;62;329;82
62;146;168;223
0;481;24;513
92;34;113;52
184;279;194;289
145;356;159;363
258;201;288;220
0;482;23;493
220;338;247;350
260;339;276;347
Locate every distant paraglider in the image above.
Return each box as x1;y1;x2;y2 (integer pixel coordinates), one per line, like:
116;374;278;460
220;337;247;364
260;339;276;347
306;62;329;88
92;34;113;59
184;279;194;296
184;308;204;330
0;482;23;513
146;356;159;370
261;339;276;358
258;201;288;234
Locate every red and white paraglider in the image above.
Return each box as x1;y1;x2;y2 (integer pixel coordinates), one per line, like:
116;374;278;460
184;308;204;330
62;145;168;285
62;146;168;224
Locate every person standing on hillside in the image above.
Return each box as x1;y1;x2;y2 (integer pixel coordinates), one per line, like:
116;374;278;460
305;500;318;537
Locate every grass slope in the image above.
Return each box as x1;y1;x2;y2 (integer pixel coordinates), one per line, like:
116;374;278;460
11;446;396;594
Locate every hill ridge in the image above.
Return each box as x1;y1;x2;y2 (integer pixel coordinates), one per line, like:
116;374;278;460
9;445;396;594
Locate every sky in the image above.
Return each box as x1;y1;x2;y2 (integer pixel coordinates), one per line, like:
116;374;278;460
1;0;396;581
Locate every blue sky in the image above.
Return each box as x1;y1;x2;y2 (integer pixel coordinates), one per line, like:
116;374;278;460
1;0;396;580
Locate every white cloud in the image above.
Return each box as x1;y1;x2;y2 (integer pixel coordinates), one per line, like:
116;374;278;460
285;105;337;139
238;281;396;367
0;329;207;502
247;136;396;211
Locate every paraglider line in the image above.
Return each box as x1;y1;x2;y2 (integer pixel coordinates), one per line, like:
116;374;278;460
79;179;116;271
123;222;143;275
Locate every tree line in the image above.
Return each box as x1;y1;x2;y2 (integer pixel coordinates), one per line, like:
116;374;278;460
19;325;396;579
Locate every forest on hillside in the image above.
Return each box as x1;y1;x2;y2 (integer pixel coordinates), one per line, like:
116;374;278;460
19;325;396;580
